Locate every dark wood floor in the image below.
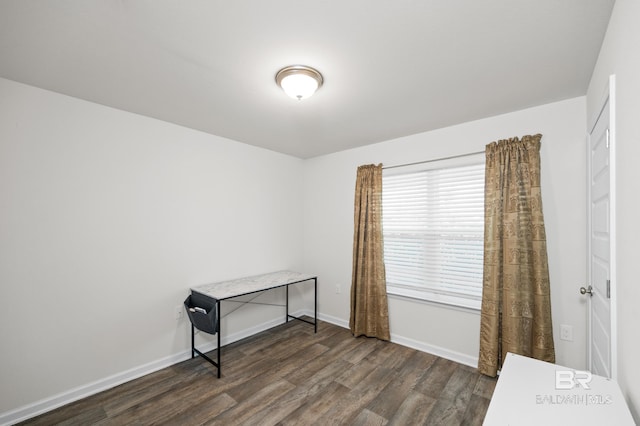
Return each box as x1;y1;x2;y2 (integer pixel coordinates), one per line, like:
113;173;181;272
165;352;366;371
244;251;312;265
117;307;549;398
21;319;496;425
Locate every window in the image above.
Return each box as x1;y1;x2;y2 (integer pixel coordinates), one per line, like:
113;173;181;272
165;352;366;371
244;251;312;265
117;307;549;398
382;154;485;310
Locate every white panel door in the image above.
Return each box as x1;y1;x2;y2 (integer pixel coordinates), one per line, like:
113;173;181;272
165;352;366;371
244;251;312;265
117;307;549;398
585;76;616;379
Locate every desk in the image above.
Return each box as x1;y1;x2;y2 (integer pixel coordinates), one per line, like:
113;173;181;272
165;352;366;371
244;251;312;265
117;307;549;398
484;352;634;425
188;271;317;378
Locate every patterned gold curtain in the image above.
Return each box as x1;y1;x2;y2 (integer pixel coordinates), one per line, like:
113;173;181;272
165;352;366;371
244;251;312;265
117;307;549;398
349;164;390;341
478;134;555;377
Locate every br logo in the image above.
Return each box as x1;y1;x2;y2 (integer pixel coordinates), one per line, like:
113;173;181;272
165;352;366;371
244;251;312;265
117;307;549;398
555;370;593;390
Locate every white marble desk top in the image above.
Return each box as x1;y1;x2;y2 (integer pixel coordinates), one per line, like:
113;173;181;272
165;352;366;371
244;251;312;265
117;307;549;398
191;270;316;300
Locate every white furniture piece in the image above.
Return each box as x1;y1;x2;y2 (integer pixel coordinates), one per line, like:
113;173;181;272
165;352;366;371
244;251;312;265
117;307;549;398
187;271;317;378
484;352;634;425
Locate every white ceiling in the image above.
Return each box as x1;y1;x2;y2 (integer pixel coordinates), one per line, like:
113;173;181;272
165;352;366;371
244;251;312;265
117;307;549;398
0;1;615;158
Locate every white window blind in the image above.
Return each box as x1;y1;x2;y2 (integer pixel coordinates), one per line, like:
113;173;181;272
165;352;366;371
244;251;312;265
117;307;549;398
382;156;485;310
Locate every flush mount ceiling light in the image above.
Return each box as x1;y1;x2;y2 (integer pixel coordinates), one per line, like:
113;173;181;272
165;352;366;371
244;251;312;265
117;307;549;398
275;65;323;100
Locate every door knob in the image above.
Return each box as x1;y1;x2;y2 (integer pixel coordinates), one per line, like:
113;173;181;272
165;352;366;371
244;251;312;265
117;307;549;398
580;285;593;296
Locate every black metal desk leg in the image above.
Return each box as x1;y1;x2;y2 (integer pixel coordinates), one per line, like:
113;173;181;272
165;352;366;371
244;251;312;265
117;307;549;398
286;285;289;323
314;278;318;333
191;324;195;358
217;299;221;378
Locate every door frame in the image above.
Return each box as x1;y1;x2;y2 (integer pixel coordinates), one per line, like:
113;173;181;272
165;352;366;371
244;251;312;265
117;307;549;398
587;74;617;379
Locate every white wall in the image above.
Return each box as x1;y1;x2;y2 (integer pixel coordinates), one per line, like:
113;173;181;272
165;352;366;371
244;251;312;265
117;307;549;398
0;78;304;419
0;71;615;421
303;97;588;368
586;0;640;421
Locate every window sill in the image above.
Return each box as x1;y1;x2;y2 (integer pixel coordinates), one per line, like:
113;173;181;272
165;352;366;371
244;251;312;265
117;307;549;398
386;288;481;315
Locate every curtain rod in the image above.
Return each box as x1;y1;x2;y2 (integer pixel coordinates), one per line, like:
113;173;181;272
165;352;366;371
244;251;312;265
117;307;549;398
382;150;485;170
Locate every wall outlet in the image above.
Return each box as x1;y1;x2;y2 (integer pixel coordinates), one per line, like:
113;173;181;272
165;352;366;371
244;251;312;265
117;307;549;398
560;324;573;341
335;284;341;294
175;305;184;321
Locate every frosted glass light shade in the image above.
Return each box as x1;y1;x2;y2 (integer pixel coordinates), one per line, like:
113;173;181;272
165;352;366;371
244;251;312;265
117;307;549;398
276;65;323;100
280;74;318;100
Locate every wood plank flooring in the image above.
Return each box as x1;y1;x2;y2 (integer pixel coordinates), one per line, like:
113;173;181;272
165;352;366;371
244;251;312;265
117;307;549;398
20;319;496;425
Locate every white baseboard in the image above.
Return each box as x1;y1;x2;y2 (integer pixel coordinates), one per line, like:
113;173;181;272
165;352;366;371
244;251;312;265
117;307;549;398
0;313;300;426
390;334;479;368
317;312;349;329
0;349;191;426
316;312;478;368
1;309;477;425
